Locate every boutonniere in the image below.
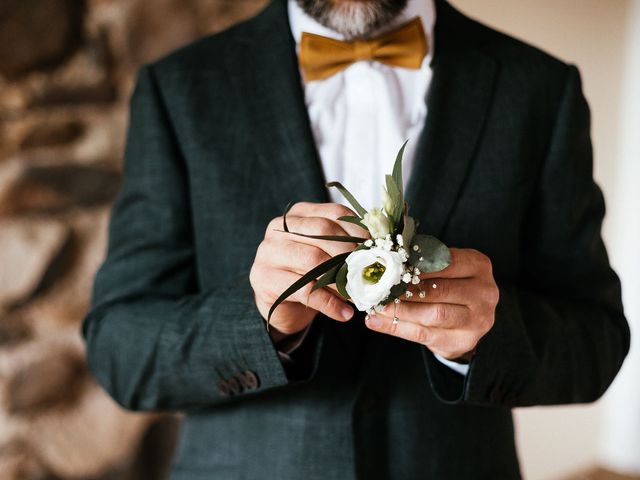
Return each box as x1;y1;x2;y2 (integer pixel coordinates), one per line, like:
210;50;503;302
267;141;451;326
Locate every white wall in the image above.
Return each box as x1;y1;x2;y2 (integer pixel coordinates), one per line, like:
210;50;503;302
599;0;640;475
448;1;637;479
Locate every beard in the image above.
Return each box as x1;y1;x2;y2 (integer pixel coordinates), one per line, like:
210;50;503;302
295;0;409;40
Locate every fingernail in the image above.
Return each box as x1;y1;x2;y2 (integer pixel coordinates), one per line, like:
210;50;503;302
367;315;383;328
342;306;354;320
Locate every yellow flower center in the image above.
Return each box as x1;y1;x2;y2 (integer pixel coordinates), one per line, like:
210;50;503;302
362;261;386;284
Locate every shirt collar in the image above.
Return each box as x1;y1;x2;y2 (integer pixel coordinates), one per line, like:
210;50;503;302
288;0;436;56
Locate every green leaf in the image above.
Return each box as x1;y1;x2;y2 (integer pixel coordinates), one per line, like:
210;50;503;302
335;263;350;300
338;215;367;230
392;140;409;198
267;252;351;326
384;174;403;225
401;213;416;252
274;229;367;243
381;282;408;305
311;263;342;292
326;181;367;218
408;234;452;273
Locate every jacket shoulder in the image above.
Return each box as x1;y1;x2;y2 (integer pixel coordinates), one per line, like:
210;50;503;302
440;1;573;82
145;1;276;78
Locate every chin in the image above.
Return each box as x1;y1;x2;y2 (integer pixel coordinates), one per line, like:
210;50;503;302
298;0;408;40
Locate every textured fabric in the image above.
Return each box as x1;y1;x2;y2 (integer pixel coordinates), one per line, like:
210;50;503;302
289;0;434;211
299;17;427;81
81;0;630;478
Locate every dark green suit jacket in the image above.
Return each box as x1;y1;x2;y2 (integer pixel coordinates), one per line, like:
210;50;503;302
82;0;630;478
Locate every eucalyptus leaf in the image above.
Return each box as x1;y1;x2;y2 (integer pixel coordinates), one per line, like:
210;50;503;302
274;229;367;243
311;263;342;292
392;140;409;198
335;263;350;300
337;215;367;230
401;214;416;252
408;234;452;273
267;252;350;326
381;282;408;305
326;181;367;218
385;174;403;225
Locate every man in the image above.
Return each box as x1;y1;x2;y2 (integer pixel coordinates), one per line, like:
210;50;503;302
82;0;630;478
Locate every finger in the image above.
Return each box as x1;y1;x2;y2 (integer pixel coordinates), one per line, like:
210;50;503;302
273;215;359;254
288;201;355;219
379;301;470;329
287;202;369;238
257;238;334;275
265;268;354;322
364;315;478;356
403;277;476;306
418;247;488;279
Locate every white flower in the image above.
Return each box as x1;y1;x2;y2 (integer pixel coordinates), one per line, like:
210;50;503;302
362;208;393;239
345;246;405;311
364;239;373;247
382;187;395;218
402;272;412;283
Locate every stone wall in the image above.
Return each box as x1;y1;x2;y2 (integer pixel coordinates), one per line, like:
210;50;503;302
0;1;267;478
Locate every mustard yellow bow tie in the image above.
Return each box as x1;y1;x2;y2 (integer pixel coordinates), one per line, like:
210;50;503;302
299;17;428;82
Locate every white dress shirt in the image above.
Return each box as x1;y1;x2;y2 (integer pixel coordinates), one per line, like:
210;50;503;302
288;0;469;376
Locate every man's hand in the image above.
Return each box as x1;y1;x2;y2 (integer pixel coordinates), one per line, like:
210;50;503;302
250;202;369;340
365;248;499;361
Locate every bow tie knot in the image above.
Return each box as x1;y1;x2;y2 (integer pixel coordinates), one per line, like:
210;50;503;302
299;17;429;82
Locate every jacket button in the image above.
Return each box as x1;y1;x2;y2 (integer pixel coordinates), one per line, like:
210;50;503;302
227;376;243;395
217;379;232;397
239;370;260;389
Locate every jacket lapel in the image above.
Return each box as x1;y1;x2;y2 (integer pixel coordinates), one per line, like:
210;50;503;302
405;0;499;238
223;0;498;234
224;0;329;210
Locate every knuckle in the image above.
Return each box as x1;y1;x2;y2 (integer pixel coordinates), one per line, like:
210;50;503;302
257;239;278;264
475;250;492;269
415;326;430;345
298;281;314;299
323;292;339;312
291;201;311;214
318;217;340;235
249;265;258;287
328;203;353;219
480;311;495;333
266;217;281;234
307;248;328;268
433;303;447;325
251;265;272;297
489;285;500;306
436;279;449;299
460;335;478;354
479;285;499;311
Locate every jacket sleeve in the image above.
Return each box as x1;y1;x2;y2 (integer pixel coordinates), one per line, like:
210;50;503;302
422;64;630;406
81;65;323;412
